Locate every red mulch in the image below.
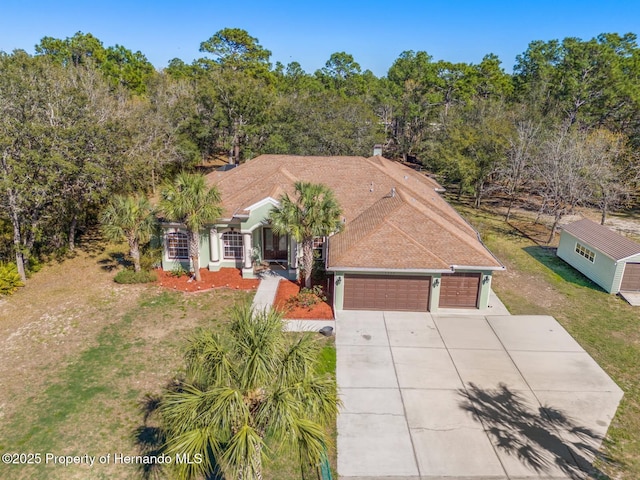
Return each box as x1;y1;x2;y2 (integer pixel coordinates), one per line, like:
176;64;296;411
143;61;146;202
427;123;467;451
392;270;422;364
273;279;335;320
155;268;260;293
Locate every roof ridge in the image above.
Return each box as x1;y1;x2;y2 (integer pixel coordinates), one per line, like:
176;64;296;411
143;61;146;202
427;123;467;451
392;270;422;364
399;191;494;261
328;194;405;265
383;218;451;266
278;166;299;183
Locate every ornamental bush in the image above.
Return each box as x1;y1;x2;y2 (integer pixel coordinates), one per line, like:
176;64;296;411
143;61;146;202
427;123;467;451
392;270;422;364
0;262;24;296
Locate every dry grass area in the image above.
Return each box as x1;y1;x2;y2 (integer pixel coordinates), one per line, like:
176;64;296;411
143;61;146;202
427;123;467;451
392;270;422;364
0;239;254;479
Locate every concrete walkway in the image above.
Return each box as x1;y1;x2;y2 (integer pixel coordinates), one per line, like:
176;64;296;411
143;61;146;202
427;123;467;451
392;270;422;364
620;290;640;306
251;273;335;332
336;310;623;480
251;272;282;311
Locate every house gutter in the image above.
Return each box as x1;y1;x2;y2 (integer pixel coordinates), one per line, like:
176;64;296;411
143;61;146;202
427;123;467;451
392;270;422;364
456;212;507;272
326;266;454;274
449;264;506;272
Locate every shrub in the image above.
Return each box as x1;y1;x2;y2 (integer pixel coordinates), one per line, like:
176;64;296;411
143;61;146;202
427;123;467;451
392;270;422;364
0;262;24;295
285;285;327;310
169;264;188;277
114;269;158;284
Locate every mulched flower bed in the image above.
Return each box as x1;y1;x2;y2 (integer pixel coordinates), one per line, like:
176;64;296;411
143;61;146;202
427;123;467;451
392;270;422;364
274;279;334;320
155;268;260;293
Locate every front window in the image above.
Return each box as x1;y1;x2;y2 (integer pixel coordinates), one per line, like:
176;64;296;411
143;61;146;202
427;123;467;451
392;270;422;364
223;231;243;259
575;243;595;263
167;232;188;259
313;236;326;260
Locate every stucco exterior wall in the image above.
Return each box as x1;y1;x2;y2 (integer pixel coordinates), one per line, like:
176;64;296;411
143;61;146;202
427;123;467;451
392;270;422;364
557;231;618;293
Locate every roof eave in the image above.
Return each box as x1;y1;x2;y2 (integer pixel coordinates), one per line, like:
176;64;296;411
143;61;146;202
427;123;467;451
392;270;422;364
326;266;455;273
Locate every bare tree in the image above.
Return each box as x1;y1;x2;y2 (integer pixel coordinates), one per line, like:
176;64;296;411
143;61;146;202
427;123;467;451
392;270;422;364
532;127;592;243
500;120;540;221
582;129;637;225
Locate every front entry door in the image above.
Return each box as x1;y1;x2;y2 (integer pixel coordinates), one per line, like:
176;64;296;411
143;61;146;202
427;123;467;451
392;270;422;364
263;228;288;261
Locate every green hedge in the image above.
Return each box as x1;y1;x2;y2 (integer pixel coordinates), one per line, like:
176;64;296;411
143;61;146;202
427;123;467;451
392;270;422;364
114;269;158;284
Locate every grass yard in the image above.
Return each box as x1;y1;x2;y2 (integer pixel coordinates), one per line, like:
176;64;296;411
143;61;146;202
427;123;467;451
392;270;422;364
0;238;336;480
456;202;640;479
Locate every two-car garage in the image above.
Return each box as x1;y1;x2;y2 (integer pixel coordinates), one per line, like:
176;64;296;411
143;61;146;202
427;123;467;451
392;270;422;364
342;272;481;311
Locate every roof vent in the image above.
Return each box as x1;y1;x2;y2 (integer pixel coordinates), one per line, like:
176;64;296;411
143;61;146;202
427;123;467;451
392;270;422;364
370;181;374;192
391;187;396;197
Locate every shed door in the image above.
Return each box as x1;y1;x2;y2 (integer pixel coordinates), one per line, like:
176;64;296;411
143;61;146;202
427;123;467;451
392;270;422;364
440;273;481;308
343;275;430;311
621;263;640;291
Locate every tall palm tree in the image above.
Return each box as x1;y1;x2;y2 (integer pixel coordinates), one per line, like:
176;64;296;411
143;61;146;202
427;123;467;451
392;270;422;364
270;181;343;288
160;303;338;480
159;172;222;281
100;195;156;272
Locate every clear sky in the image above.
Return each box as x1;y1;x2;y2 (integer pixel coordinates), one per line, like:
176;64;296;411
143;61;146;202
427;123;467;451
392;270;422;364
2;1;640;76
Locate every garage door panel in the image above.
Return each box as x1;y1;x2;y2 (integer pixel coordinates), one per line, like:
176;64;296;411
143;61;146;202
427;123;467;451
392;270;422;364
344;275;430;311
440;273;481;308
621;263;640;291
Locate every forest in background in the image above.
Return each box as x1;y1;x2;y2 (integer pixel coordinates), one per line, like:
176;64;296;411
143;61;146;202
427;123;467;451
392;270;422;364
2;28;640;281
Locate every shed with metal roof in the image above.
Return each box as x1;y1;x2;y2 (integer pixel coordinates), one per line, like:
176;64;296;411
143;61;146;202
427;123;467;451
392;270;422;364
557;218;640;294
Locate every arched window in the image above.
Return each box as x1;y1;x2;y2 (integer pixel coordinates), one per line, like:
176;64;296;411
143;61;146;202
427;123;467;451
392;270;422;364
223;231;243;259
166;232;188;259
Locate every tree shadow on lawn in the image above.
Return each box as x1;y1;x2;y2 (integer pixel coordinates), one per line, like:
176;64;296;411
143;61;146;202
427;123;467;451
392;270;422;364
134;388;224;480
459;383;613;480
97;252;132;271
522;245;605;293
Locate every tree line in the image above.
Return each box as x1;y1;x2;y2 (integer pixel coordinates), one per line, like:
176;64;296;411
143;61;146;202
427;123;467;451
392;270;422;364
2;28;640;283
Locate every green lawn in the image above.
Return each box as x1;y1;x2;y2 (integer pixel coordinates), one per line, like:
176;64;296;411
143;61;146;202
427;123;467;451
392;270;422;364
457;204;640;479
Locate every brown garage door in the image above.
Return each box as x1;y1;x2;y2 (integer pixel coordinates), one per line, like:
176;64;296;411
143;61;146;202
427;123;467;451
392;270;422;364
440;272;481;308
621;263;640;291
343;274;431;311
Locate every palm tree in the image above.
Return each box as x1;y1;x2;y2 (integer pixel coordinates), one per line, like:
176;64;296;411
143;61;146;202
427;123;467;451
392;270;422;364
160;303;338;480
100;195;156;272
159;172;222;281
270;181;343;288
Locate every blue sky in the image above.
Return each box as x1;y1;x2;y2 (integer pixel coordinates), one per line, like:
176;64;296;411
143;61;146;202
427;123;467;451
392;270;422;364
2;1;640;76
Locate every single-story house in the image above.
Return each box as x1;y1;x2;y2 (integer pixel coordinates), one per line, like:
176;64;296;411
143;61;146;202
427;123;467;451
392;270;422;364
161;154;504;312
557;218;640;293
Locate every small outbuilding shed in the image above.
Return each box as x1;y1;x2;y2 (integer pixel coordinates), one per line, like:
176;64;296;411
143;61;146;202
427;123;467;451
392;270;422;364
557;218;640;294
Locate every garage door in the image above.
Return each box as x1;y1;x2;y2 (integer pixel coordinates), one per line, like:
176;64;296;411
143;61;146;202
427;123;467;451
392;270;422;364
621;263;640;291
440;273;481;308
343;274;430;311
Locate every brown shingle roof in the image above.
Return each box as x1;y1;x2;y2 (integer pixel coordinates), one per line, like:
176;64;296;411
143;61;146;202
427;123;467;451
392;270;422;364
562;218;640;261
206;154;503;270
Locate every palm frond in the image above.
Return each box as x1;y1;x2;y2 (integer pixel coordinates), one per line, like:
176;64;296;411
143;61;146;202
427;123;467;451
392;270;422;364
220;424;266;480
229;303;284;390
291;374;340;426
277;333;320;386
100;194;156;244
184;329;234;388
291;418;327;468
163;427;219;480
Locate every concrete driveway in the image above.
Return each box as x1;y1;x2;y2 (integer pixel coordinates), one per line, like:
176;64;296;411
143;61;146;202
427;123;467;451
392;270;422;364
336;311;623;480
